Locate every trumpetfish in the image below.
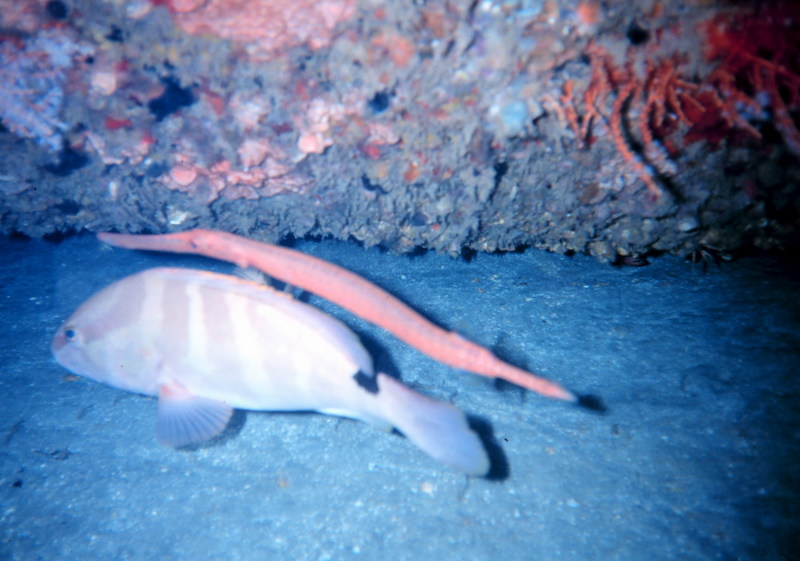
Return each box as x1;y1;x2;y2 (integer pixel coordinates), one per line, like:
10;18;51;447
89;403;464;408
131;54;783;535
96;229;576;402
52;267;490;475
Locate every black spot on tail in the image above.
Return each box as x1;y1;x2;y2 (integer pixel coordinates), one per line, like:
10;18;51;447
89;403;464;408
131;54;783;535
353;370;380;394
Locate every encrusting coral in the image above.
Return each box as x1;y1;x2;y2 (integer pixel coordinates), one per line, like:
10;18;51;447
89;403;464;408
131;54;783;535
0;0;798;259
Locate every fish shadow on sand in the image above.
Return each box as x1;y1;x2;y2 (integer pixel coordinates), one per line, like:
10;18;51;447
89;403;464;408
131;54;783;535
468;416;509;480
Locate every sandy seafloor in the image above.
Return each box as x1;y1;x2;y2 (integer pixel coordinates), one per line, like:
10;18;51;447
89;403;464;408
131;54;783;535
0;232;798;561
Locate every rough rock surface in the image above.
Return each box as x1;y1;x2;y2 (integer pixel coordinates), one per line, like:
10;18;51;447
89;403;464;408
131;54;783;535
0;0;798;260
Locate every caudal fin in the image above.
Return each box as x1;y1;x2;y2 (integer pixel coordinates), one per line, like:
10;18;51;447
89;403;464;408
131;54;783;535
376;373;489;476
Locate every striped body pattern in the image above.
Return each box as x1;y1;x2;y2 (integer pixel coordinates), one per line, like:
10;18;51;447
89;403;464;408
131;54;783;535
52;268;489;475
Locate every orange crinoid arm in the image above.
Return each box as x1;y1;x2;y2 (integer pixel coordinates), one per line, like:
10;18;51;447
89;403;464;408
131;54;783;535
98;229;576;402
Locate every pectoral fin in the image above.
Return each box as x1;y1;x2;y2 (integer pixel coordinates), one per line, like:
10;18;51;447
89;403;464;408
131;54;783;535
156;381;233;447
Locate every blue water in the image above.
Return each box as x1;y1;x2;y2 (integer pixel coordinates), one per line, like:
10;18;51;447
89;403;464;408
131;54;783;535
1;233;798;560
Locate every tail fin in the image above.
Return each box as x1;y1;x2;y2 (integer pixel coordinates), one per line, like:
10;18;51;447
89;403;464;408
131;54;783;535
376;373;489;476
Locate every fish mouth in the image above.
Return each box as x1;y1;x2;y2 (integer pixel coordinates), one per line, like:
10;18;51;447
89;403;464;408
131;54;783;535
51;331;84;374
51;332;67;354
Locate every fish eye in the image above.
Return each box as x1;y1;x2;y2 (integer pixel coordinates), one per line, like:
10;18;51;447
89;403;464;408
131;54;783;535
63;327;77;340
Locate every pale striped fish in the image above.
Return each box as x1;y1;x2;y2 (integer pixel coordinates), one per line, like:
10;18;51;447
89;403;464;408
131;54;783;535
51;267;489;475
